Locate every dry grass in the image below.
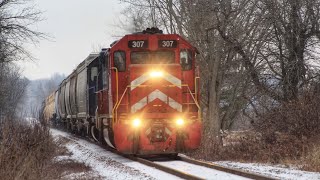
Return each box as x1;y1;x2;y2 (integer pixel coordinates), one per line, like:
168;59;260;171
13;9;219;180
301;143;320;172
0;117;58;179
0;117;103;179
191;93;320;172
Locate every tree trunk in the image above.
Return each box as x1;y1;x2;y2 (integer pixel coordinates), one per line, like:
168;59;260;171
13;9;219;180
206;42;222;143
207;76;221;141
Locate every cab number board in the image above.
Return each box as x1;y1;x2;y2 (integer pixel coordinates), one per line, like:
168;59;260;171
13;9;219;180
128;40;148;48
158;40;177;48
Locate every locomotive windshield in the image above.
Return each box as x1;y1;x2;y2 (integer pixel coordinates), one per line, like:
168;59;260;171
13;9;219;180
131;51;175;64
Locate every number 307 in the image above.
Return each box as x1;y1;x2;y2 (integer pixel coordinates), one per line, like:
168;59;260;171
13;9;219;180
162;41;174;47
132;41;144;48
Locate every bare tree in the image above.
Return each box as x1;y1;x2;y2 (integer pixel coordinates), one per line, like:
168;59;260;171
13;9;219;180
0;63;29;116
0;0;44;117
119;0;188;35
22;73;65;116
118;0;320;143
261;0;320;101
0;0;44;63
214;0;320;103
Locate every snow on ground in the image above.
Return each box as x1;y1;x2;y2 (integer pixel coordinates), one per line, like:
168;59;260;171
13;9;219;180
51;129;180;180
215;161;320;180
52;129;251;180
51;129;320;180
156;161;250;180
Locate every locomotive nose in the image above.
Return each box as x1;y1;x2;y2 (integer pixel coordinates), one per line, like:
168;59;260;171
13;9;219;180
129;65;183;114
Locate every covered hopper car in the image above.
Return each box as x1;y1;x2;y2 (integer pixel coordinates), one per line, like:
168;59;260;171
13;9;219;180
43;92;56;123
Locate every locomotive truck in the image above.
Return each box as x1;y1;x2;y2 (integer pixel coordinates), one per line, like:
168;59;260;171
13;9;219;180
45;28;201;155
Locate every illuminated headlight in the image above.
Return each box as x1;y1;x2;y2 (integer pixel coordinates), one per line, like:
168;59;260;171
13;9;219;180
176;118;184;126
132;118;141;128
150;71;164;78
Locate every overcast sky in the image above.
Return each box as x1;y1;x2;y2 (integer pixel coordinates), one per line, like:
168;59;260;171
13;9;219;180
19;0;125;80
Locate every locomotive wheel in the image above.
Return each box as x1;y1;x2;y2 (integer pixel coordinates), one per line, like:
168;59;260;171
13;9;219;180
66;120;72;132
64;121;68;131
76;121;84;136
77;124;84;137
70;121;76;134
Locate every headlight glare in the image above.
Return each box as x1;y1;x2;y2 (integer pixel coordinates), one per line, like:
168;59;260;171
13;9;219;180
150;71;164;78
176;118;184;126
132;118;141;128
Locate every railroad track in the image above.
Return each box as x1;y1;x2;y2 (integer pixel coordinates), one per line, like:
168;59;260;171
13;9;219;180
128;156;203;180
126;155;276;180
176;156;275;180
54;128;277;180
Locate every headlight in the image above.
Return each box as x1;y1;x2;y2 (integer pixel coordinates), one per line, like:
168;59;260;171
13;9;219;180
176;118;184;126
132;118;141;128
150;71;164;78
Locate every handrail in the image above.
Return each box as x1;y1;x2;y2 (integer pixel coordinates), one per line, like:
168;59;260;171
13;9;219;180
181;85;200;109
195;77;200;102
111;67;119;128
110;67;119;104
113;87;128;127
182;84;201;121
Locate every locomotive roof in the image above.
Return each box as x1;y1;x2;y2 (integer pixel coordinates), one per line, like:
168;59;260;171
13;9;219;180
112;27;199;53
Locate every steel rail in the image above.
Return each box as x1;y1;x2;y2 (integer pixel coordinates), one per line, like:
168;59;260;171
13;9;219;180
54;129;277;180
55;128;203;179
177;156;277;180
86;140;204;180
127;156;204;180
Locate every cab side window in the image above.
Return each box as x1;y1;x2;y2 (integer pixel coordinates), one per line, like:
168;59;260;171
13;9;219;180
180;49;192;71
114;51;126;72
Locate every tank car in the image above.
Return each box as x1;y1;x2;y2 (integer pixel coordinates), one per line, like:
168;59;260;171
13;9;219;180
52;28;201;155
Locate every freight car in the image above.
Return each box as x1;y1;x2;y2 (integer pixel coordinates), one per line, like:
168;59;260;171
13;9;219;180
49;27;201;155
43;92;56;123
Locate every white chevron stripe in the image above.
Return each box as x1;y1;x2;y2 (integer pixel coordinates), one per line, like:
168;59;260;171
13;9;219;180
131;72;181;91
165;127;172;135
131;89;182;113
131;74;149;91
131;96;148;113
163;73;181;88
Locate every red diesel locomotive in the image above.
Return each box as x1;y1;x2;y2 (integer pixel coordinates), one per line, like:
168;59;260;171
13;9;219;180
51;28;201;155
